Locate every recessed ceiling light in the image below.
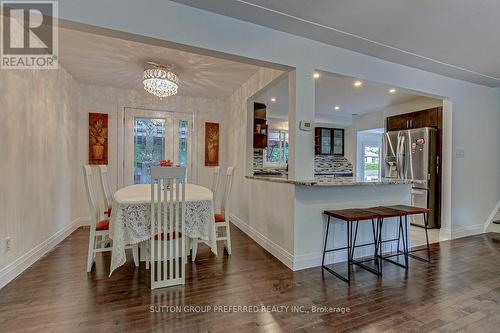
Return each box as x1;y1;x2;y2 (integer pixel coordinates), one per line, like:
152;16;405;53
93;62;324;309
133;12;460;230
389;88;396;93
271;97;276;102
354;80;363;87
334;105;340;111
313;72;320;79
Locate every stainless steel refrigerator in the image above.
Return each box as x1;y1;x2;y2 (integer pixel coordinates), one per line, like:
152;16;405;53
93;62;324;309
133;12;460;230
382;127;439;228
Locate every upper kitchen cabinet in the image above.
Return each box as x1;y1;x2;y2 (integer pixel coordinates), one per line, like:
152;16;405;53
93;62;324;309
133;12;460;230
253;102;268;149
386;107;442;131
315;127;344;155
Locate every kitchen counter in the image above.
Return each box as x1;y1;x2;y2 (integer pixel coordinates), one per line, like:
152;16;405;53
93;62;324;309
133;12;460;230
246;175;413;186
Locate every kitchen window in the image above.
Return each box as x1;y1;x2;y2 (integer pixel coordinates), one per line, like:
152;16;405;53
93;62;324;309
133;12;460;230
363;145;380;180
264;129;288;167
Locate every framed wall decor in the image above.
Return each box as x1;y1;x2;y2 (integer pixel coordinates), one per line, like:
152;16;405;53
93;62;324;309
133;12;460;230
89;113;108;165
205;122;219;166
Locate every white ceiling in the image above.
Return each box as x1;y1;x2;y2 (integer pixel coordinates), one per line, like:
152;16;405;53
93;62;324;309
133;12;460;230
58;28;260;98
172;0;500;87
256;71;428;121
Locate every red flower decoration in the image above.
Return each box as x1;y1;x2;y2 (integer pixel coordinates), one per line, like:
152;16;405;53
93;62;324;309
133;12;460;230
160;160;173;167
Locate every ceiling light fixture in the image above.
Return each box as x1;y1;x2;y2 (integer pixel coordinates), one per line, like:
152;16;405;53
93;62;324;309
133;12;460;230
334;105;340;111
271;97;276;102
389;88;396;93
313;72;320;79
142;62;179;99
354;80;363;87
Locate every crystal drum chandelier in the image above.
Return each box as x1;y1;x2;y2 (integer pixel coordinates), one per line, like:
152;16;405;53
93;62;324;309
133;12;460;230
142;62;179;98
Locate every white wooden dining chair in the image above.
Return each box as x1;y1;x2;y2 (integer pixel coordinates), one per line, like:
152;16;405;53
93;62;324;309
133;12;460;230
191;166;234;261
83;165;112;272
83;165;138;272
98;165;112;217
210;166;221;201
188;166;220;262
214;167;234;255
149;167;187;289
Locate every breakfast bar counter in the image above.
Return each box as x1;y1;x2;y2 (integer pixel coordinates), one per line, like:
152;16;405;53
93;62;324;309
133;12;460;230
245;174;412;271
246;175;413;186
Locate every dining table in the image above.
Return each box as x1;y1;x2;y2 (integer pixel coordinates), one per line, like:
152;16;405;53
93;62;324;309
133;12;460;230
109;183;217;275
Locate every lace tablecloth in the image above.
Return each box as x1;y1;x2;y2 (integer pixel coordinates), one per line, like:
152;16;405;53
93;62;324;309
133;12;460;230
109;184;216;275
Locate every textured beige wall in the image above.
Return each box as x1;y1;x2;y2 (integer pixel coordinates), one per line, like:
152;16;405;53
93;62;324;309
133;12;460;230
227;68;296;254
0;67;80;270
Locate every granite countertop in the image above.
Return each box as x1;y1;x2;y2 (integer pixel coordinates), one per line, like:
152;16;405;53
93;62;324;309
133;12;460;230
246;175;414;186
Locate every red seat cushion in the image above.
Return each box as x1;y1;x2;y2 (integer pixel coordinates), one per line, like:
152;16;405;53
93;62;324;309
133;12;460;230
96;220;110;231
214;214;225;223
104;207;112;217
153;231;182;241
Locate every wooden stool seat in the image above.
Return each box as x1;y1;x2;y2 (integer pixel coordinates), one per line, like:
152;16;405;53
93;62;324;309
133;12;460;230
385;205;430;215
323;209;379;221
364;206;405;218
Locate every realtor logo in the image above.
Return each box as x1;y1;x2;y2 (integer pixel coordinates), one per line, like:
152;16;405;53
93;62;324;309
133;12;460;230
1;0;58;69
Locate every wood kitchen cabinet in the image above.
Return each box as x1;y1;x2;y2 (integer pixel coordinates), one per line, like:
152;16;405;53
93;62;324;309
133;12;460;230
314;127;344;155
386;107;442;131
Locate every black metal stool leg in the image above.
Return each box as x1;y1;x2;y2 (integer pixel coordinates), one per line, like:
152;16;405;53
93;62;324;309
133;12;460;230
424;213;431;262
396;220;402;253
378;218;384;275
350;220;359;260
403;215;409;269
322;216;331;267
405;212;432;264
348;220;381;277
321;217;350;283
371;218;380;274
380;216;409;270
347;221;351;282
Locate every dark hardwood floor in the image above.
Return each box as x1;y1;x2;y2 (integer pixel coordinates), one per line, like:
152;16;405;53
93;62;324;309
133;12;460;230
1;226;500;332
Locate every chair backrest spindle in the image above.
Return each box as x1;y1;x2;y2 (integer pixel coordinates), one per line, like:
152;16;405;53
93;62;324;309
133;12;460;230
150;167;186;289
82;166;99;228
98;165;112;210
210;166;221;202
220;167;234;218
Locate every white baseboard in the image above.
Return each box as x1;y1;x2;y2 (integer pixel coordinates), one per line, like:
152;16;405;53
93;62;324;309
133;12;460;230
483;200;500;232
452;224;484;239
293;241;398;271
293;253;323;271
229;213;294;270
0;216;89;290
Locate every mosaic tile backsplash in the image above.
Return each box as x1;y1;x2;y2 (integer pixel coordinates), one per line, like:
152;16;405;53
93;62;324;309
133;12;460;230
314;155;353;175
253;149;353;176
253;149;264;169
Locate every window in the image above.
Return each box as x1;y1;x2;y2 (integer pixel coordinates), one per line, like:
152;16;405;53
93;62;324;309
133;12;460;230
133;117;166;184
265;129;288;166
363;145;380;180
178;120;188;168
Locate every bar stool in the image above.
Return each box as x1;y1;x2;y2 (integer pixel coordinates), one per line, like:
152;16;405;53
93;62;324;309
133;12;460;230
322;209;381;283
386;205;431;263
364;206;409;273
